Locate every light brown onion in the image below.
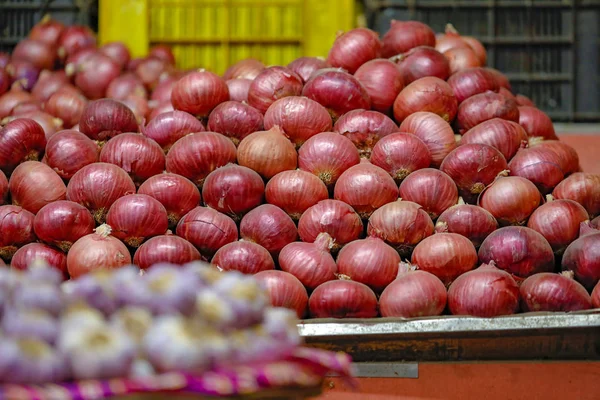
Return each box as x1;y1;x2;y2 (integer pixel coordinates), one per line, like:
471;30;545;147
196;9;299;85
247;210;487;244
9;161;67;214
399;168;458;220
398;112;457;167
393;77;458;123
237;126;297;179
479;176;541;226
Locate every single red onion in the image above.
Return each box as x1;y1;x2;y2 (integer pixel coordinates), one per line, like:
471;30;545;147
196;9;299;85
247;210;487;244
461;118;528;161
135;57;169;90
148;45;175;65
435;24;472;54
287;57;329;83
447;67;500;103
254;270;309;318
298;200;363;251
520;271;592;312
398;111;457;167
247;66;303;114
33;200;95;252
516;94;535;107
211;240;274;274
31;70;69;103
9;101;42;116
279;233;337;290
435;201;498;247
309;277;378;318
64;47;96;74
0;170;7;204
176;206;238;257
479;176;541;226
43;130;98;180
143;110;205;153
225;78;252;102
0;118;46;174
9;161;66;214
265;170;328;220
455;91;520;134
529;139;580;175
166;132;237;187
593;281;600;308
119;94;149;125
29;15;65;46
11;39;56;70
0;205;36;261
207;101;263;146
562;231;600;290
171;69;229;117
508;146;566;194
99;41;131;70
237;126;297;179
45;89;87;129
223;59;265;80
0;91;35;119
463;36;487;64
382;20;436;58
106;74;147;100
444;46;481;74
11;243;67;276
393;76;457;123
151;77;177;103
499;87;516;100
448;262;520;317
57;25;96;60
553;173;600;218
399;168;458;219
240;204;297;255
74;53;121;99
133;235;202;270
79;99;139;142
518;106;558;140
326;28;382;74
0;69;9;96
333;109;398;158
10;111;63;139
370;132;431;183
6;61;40;91
393;46;450;84
354;59;404;114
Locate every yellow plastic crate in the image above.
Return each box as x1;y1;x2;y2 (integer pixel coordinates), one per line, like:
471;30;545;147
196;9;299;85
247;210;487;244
99;0;357;74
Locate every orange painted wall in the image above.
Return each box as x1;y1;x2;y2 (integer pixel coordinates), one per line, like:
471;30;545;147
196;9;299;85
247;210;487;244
559;134;600;174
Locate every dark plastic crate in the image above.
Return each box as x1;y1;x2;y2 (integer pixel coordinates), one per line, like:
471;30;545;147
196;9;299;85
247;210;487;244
365;0;600;121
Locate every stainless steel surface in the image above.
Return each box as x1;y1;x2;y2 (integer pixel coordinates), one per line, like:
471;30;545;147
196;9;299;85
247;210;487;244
328;363;419;379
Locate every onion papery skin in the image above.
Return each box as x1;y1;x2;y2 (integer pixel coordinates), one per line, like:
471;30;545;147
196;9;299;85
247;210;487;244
440;144;508;204
202;164;265;219
354;59;404;114
207;101;263;146
176;206;238;257
171;70;229;117
461;118;528;161
240;204;297;256
0;118;46;174
0;91;35;119
9;161;66;214
398;112;456;167
33;200;95;252
287;57;329;83
394;46;450;84
455;91;520;134
223;58;265;80
393;77;457;124
279;234;337;290
382;20;436;58
67;227;131;278
444;46;481;75
298;132;360;186
552;173;600;219
99;133;165;185
508;147;567;194
106;194;169;247
45;89;88;129
0;205;36;261
0;170;7;204
11;243;67;276
79;99;139;142
237;126;297;180
265;170;329;220
166;132;237;187
367;200;434;257
435;204;498;248
133;235;202;269
301;69;370;120
447;264;520;317
211;240;274;274
333;109;398;158
225;78;252;102
143;110;205;153
298;200;363;251
529;140;580;176
447;68;500;103
29;15;65;46
333;162;399;219
309;279;378;318
411;233;478;285
479;176;541;226
326;28;382;74
67;162;137;224
74;53;121;99
562;232;600;290
44;130;99;180
520;272;592;312
247;66;303;114
254;270;308;318
518;106;558;140
99;41;131;70
370;132;431;183
32;70;70;103
337;237;400;292
57;25;96;60
479;226;555;279
264;97;332;148
106;74;147;101
379;270;447;318
398;168;458;220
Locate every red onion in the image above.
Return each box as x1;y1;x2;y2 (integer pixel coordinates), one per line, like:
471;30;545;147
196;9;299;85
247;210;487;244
264;96;332;148
33;200;94;252
298;132;360;186
508;146;566;194
279;233;336;290
148;45;175;65
254;270;308;318
0;91;35;119
247;67;303;114
444;46;481;74
223;59;265;80
143;110;205;153
479;176;541;226
211;241;274;274
309;278;378;318
461;118;528;161
520;272;592;312
265;170;329;220
57;25;96;59
379;265;447;317
106;74;147;100
562;230;600;290
0;52;9;69
518;106;558;140
67;224;131;278
516;94;535;107
370;132;430;183
79;99;139;142
553;173;600;218
106;194;169;247
455;91;520;134
6;61;40;91
0;205;36;261
44;89;87;129
499;87;516;100
240;204;297;255
207;101;263;145
31;70;69;103
435;201;498;247
479;226;555;279
435;24;471;54
333;109;398;157
393;76;457;124
529;139;580;175
367;200;434;256
67;162;136;223
43;130;98;180
176;206;238;256
354;59;404;114
448;262;520;317
302;69;370;120
382;20;436;58
399;168;458;219
11;243;67;275
202;164;264;218
398;112;457;167
334;161;398;219
11;111;63;139
462;36;487;65
151;77;176;103
133;235;201;270
29;15;65;46
0;118;46;174
165;132;237;187
74;53;121;99
9;101;42;116
99;42;131;70
122;94;150;125
393;46;450;84
593;281;600;308
237;126;297;179
9;161;66;214
0;170;7;204
298;200;363;251
440;144;508;203
225;79;252;102
287;57;329;83
447;67;500;103
99;133;165;184
171;70;229;117
64;47;96;74
0;69;9;96
326;28;382;74
135;58;169;90
11;39;56;70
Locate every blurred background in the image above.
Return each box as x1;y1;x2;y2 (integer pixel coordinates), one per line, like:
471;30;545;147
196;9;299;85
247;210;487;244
1;0;599;121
